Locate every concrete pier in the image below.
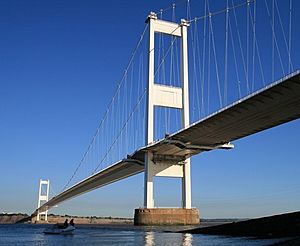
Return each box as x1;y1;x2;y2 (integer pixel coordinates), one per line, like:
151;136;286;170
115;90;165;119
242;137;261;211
134;208;200;225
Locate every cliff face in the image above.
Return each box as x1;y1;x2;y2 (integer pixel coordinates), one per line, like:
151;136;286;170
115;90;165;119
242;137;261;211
0;214;29;224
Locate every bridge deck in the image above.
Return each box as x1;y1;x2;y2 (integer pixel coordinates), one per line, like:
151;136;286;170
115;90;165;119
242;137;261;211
133;70;300;160
34;71;300;215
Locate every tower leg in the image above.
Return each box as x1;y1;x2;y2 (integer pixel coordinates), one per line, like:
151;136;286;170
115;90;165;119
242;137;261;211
144;152;154;208
182;159;191;209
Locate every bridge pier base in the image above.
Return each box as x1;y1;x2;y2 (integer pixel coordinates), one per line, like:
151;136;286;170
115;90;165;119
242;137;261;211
134;208;199;226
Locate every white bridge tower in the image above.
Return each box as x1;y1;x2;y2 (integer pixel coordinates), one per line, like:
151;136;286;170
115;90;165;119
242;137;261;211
134;12;199;225
36;179;50;222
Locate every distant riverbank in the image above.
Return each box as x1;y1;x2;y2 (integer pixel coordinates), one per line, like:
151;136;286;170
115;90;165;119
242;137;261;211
2;212;242;226
34;214;133;224
0;213;133;224
0;213;29;224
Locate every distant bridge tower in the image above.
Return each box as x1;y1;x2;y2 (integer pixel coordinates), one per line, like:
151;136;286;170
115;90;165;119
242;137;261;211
36;179;50;222
134;12;199;225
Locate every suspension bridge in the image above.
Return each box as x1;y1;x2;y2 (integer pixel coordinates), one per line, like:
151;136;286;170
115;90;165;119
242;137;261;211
32;0;300;225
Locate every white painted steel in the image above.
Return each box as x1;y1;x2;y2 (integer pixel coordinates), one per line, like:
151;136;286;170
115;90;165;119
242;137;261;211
152;19;182;37
180;19;191;209
144;13;191;209
144;12;156;208
152;84;182;109
37;179;49;221
153;163;183;177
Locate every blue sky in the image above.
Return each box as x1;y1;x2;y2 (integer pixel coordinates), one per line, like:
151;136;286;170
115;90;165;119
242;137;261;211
0;0;299;219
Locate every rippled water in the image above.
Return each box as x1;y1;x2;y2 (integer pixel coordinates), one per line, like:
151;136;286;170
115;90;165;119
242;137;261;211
0;224;283;245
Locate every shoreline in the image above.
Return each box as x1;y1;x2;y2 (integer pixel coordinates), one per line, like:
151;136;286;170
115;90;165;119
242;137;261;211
33;214;133;225
181;211;300;239
0;213;133;225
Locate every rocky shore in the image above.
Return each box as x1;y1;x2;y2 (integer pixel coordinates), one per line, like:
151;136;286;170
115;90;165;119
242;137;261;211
181;211;300;238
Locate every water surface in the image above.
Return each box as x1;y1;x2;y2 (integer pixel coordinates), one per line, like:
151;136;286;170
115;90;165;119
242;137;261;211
0;224;284;245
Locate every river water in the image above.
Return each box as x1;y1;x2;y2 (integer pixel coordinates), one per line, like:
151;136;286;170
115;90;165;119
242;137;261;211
0;224;284;245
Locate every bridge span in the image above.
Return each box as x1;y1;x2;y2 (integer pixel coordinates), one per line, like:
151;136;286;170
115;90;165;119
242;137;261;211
32;3;300;225
33;70;300;217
